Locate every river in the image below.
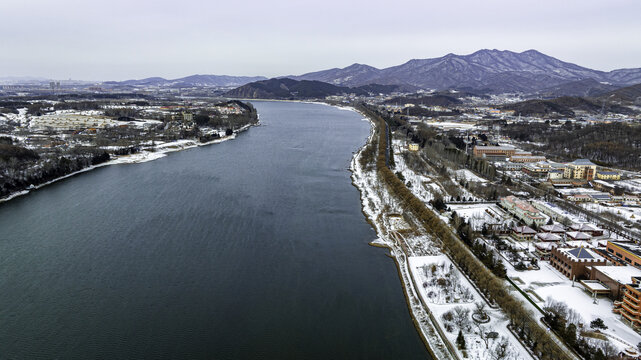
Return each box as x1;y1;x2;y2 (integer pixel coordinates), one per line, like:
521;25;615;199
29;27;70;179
0;101;430;359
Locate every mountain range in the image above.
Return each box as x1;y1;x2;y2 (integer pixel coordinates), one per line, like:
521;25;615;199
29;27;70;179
102;74;267;88
287;49;641;94
223;78;407;99
7;49;640;95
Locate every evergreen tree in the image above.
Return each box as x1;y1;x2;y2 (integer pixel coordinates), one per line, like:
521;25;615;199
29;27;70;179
456;330;466;350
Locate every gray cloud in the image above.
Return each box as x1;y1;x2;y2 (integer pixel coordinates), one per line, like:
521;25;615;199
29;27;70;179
1;0;639;80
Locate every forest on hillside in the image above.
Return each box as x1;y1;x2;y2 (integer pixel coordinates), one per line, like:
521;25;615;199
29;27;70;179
500;122;641;170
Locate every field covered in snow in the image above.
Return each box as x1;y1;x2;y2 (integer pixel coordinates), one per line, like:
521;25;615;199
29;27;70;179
507;261;641;352
410;256;532;360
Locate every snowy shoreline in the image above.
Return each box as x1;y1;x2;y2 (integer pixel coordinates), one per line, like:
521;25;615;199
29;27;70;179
345;108;456;360
0;122;256;204
346;105;535;360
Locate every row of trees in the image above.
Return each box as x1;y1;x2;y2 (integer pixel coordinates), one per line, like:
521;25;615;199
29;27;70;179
452;214;507;279
357;103;572;360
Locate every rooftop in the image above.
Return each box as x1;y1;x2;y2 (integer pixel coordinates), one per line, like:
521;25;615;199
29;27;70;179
513;226;536;234
568;158;596;166
541;224;565;233
566;231;592;240
570;223;600;232
593;265;641;285
475;145;515;150
561;246;604;261
611;241;641;259
536;232;562;242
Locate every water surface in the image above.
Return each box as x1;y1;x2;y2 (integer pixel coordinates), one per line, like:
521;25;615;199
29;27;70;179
0;101;429;359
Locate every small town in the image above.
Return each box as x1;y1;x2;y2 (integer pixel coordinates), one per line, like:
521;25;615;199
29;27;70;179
348;92;641;360
2;1;641;358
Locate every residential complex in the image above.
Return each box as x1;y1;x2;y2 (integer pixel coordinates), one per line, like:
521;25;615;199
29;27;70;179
472;145;516;159
563;159;597;181
500;196;546;226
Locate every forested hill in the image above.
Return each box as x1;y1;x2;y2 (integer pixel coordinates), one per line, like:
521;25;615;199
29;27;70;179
598;83;641;103
223;78;405;99
383;94;462;107
500;122;641;170
500;96;636;117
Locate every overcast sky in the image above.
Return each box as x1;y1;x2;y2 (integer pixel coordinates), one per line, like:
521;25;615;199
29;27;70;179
1;0;639;81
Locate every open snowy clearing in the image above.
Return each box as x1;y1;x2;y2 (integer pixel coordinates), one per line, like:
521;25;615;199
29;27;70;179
507;261;641;351
410;256;533;360
454;169;488;183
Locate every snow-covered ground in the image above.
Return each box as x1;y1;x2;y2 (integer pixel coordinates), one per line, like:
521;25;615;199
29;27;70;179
507;261;641;351
449;203;510;231
454;169;488;183
425;121;477;130
351;116;457;360
581;202;641;223
410;256;532;360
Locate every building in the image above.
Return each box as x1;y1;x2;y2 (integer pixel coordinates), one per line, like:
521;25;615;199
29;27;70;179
522;163;550;177
564;159;597;181
607;242;641;268
532;202;567;223
535;232;562;242
182;112;193;122
540;224;566;234
597;171;621;181
408;143;419;151
589;193;612;203
569;223;603;237
500;196;547;226
567;194;592;202
550;247;607;280
512;225;537;240
593;180;616;193
589;265;641;300
566;231;592;241
473;145;516;159
613;279;641;328
548;169;565;180
535;242;559;260
510;155;547;163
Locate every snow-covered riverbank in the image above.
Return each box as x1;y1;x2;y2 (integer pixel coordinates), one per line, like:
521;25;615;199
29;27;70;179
347;106;537;360
347;110;458;360
0;123;256;204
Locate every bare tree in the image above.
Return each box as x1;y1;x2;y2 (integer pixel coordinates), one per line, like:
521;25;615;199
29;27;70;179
453;306;471;331
476;323;490;349
490;337;511;360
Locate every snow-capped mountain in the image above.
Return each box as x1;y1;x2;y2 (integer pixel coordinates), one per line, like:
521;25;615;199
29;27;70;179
289;49;641;93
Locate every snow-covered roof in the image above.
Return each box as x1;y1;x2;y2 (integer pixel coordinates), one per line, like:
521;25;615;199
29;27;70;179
593;265;641;285
568;159;596;166
570;223;600;232
567;231;592;240
541;224;565;233
536;232;562;242
513;226;536;234
581;280;609;291
475;145;515;150
535;242;559;250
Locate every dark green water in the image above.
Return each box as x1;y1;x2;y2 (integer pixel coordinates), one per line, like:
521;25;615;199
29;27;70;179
0;101;430;359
